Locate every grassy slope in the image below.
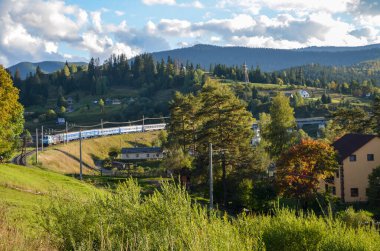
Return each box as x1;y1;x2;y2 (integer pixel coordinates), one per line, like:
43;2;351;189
33;131;160;174
0;164;103;232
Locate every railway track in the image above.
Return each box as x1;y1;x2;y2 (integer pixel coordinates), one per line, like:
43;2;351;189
12;149;37;166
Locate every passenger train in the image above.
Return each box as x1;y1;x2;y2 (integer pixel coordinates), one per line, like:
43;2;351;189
42;123;166;146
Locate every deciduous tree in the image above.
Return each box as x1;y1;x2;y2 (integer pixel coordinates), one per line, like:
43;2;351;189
276;139;338;200
0;66;24;160
262;93;296;158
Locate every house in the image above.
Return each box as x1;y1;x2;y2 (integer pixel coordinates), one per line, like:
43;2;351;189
112;99;122;105
321;134;380;202
251;123;261;145
67;97;74;105
57;117;65;125
283;91;294;98
298;90;310;98
105;98;112;105
121;147;163;160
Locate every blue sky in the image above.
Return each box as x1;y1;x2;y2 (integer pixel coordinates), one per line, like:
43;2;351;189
1;0;380;66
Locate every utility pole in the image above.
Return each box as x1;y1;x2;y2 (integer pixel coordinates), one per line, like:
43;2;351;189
79;128;83;180
35;128;38;164
65;121;68;144
41;125;44;152
142;115;145;132
101;119;103;136
222;151;227;208
209;143;213;210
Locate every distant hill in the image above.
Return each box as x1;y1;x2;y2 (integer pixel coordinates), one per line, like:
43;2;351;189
151;44;380;71
7;61;87;79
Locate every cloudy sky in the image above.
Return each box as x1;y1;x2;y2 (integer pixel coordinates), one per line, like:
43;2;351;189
1;0;380;66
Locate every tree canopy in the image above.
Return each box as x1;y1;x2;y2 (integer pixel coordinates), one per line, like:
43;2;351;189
0;66;24;160
276;139;338;200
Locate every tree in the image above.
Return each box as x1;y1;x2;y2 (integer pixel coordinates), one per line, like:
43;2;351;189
161;147;193;172
167;92;200;153
99;99;105;113
372;95;380;135
196;80;255;206
108;147;120;160
0;66;24;160
63;64;70;78
262;93;296;158
276;139;338;201
46;109;57;120
57;95;68;108
60;106;66;113
367;166;380;207
329;107;372;136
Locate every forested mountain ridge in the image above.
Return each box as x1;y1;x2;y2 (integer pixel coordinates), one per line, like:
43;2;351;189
7;43;380;79
151;44;380;71
7;61;87;79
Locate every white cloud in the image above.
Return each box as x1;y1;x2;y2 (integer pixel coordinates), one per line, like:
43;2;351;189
142;0;204;8
218;0;356;15
115;10;125;16
142;0;176;6
91;11;102;33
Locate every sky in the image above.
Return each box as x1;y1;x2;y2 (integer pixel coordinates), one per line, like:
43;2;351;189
1;0;380;67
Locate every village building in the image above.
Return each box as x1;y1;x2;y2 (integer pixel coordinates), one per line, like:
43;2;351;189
121;147;163;160
67;97;74;105
298;90;310;98
321;134;380;202
112;99;122;105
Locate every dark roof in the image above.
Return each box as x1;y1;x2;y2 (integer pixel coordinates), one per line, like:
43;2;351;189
332;134;377;162
121;147;162;154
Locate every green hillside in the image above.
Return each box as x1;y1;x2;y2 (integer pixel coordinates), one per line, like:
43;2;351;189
0;164;104;249
7;61;87;79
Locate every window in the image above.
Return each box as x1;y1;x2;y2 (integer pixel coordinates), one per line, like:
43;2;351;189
332;187;336;195
349;155;357;162
147;154;150;157
350;188;359;197
136;154;139;158
335;170;339;178
367;154;374;161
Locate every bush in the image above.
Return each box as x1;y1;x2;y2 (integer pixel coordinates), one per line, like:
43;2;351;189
39;180;380;250
336;207;373;228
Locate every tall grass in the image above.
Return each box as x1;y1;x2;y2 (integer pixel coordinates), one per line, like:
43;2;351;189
39;179;380;251
0;206;54;251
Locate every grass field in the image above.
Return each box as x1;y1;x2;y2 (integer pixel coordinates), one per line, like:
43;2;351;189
0;164;104;238
29;131;161;174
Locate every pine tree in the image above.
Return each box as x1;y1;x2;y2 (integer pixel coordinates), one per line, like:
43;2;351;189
196;80;254;206
168;92;200;153
372;95;380;135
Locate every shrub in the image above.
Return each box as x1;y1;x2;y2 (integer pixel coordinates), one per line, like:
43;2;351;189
39;180;380;250
336;207;373;228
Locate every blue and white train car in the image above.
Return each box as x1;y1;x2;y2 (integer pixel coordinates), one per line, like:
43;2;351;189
42;123;166;146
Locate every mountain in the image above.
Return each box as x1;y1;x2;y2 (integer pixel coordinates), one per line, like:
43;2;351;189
7;61;87;79
296;44;380;52
151;44;380;71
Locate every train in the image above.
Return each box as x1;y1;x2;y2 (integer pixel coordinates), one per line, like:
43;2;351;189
42;123;166;146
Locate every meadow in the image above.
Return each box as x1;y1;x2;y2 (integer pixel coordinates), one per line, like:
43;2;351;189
1;163;380;251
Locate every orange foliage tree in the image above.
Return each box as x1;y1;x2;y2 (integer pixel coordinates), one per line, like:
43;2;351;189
276;139;338;200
